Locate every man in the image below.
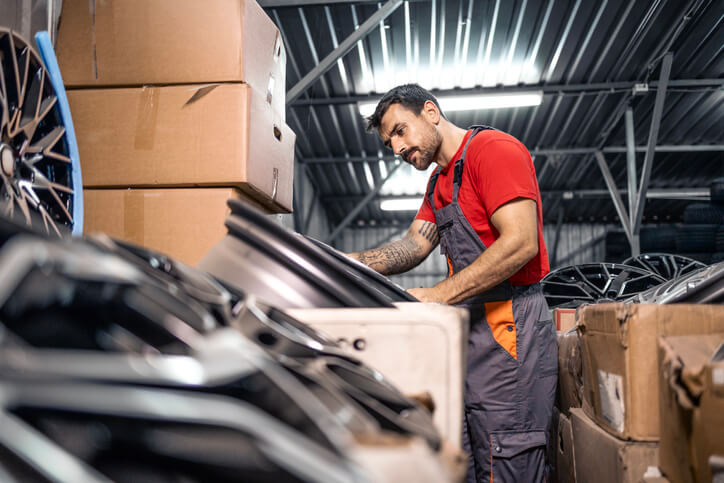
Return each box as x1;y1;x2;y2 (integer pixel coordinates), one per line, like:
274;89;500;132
348;84;557;483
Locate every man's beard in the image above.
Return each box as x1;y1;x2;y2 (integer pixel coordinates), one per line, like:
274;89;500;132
408;127;442;171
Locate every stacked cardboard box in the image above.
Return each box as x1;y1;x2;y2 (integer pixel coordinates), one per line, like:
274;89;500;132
57;0;295;264
560;303;724;483
658;334;724;483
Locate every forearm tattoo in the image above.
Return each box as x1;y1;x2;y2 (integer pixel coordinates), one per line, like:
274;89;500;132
355;237;423;276
417;221;440;245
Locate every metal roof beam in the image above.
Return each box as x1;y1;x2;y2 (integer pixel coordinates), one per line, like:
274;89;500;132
260;0;423;6
286;0;404;105
290;78;723;106
632;52;673;235
301;144;724;164
324;188;710;202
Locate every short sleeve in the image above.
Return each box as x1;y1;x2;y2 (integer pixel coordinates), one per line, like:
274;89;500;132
470;139;538;216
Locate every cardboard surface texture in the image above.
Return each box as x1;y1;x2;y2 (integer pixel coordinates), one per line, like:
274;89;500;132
558;327;583;415
56;0;287;116
555;308;577;332
570;408;658;483
287;302;469;447
658;334;724;483
578;303;724;441
557;412;576;483
69;83;295;212
83;188;267;266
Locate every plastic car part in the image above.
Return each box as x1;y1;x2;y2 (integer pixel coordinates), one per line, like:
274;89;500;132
303;235;416;303
630;261;724;304
541;263;666;309
199;199;402;309
86;234;239;326
233;297;442;451
622;253;706;280
0;29;79;236
0;236;217;354
0;331;377;460
0;236;431;453
0;381;363;483
0;233;441;457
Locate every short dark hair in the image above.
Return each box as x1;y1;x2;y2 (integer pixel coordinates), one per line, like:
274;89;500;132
365;84;444;132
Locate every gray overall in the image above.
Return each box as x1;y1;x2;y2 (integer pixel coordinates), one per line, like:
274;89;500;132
427;126;557;482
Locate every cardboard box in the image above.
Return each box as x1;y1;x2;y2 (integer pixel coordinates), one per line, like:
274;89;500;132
56;0;287;117
83;188;269;266
570;408;658;483
658;334;724;483
557;328;583;415
554;308;577;332
578;303;724;441
287;302;469;446
557;412;576;483
69;83;295;212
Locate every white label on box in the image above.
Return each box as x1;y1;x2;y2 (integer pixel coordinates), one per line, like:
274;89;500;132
713;367;724;387
597;370;625;433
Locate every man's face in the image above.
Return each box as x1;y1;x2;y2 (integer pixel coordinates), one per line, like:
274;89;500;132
378;103;441;171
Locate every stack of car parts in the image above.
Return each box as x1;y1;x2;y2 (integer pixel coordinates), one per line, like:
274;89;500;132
200;199;468;445
0;229;462;482
199;199;416;309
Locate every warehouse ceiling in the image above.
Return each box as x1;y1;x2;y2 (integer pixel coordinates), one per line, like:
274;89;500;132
260;0;723;230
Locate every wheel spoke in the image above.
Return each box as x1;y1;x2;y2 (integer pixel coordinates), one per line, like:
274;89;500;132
32;171;73;223
27;125;65;153
543;262;667;308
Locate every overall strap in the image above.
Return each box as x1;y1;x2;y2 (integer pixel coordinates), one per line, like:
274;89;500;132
427;166;442;211
427;125;497;209
451;125;494;203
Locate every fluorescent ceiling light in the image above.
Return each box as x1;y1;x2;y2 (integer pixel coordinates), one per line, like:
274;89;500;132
380;198;423;211
358;91;543;117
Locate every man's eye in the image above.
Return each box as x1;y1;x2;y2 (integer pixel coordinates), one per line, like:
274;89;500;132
397;127;405;135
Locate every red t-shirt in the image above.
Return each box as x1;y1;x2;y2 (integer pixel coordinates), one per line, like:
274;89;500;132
416;129;549;285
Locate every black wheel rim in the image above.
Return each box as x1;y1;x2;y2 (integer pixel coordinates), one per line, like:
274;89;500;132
542;263;666;309
622;253;706;280
0;29;73;236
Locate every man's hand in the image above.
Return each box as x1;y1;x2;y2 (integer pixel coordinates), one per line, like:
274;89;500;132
407;287;446;303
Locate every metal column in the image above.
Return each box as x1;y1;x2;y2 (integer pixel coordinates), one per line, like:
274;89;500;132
624;107;640;255
632;52;673;234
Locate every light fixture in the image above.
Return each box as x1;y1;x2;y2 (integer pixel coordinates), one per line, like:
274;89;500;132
380;198;423;211
358;91;543;117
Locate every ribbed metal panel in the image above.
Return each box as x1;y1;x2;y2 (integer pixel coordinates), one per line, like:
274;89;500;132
544;223;608;270
264;0;723;226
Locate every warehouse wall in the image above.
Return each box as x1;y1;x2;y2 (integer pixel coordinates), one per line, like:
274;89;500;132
0;0;62;44
295;166;330;240
338;223;609;290
544;223;608;270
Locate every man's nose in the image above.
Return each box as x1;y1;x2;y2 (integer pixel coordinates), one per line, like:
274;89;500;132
391;139;406;156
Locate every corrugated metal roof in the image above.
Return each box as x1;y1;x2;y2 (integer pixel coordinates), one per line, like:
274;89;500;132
264;0;723;229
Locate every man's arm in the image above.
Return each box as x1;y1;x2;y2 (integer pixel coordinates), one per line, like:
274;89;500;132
409;198;538;303
348;219;439;275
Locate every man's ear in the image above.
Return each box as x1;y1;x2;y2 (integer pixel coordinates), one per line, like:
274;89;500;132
422;100;441;124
